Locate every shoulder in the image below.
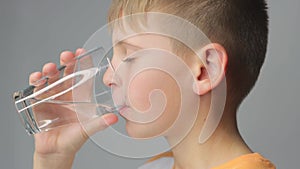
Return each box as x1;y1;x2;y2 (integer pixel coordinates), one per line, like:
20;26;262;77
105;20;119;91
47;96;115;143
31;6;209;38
213;153;276;169
137;152;174;169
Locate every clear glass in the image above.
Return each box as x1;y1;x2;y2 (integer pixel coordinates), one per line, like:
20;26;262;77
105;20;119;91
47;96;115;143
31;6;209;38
13;46;118;134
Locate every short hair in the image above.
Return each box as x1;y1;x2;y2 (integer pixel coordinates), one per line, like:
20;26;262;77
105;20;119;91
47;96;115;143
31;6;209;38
108;0;269;107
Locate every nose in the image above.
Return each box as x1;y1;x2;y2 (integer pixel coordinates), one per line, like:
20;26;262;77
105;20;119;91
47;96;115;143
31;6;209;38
103;57;117;87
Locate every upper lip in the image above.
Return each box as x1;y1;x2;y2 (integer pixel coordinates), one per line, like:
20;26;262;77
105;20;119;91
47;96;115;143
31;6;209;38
111;91;129;113
117;104;128;111
114;102;128;111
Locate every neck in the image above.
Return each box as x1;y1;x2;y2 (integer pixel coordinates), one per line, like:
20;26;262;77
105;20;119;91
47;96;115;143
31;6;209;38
168;103;252;169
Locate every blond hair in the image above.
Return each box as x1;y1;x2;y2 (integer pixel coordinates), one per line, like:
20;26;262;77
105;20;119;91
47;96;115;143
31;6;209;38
108;0;269;106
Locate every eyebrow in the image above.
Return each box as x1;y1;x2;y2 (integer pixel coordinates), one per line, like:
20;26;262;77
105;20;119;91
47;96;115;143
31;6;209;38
119;41;143;50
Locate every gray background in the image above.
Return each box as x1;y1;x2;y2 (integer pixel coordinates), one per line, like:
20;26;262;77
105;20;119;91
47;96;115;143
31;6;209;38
0;0;299;168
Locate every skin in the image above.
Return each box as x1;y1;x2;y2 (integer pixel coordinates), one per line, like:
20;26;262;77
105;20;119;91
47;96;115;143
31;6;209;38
30;49;118;169
103;34;182;138
30;35;252;169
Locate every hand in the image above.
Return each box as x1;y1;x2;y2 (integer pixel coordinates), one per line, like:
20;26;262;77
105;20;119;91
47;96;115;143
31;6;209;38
29;49;118;169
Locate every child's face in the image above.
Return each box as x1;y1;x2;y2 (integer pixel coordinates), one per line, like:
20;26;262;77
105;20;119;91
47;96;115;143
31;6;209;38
103;33;184;138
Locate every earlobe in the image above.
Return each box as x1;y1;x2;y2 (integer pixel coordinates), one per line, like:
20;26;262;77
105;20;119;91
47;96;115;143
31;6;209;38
192;43;228;96
193;80;211;95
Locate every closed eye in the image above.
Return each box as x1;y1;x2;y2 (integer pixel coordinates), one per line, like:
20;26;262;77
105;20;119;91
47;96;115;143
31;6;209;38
122;57;135;62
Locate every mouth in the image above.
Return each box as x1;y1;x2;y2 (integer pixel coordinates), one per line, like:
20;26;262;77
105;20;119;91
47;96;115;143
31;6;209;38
111;90;130;118
115;104;129;117
118;104;127;111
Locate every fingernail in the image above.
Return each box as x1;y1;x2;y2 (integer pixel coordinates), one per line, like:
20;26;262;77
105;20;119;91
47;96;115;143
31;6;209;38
103;115;118;125
76;48;84;55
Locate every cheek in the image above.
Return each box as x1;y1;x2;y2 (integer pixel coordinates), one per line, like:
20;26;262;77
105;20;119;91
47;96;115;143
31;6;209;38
127;74;152;111
127;69;176;111
126;69;181;136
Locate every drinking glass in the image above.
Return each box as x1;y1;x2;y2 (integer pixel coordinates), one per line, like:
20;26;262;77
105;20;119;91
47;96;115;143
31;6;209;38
13;46;118;134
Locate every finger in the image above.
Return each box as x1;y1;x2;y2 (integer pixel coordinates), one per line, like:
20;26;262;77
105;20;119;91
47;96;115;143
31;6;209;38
76;48;94;69
60;51;76;76
75;48;85;56
82;113;118;137
42;63;59;84
29;72;43;86
29;71;47;92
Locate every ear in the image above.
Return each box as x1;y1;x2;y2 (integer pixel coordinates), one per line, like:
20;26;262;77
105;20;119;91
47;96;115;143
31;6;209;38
192;43;228;95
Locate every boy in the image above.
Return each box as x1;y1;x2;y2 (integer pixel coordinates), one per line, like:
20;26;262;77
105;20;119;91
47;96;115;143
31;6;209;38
29;0;275;168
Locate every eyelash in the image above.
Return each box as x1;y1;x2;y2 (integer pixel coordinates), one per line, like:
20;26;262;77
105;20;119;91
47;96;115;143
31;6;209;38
122;57;135;63
121;47;135;62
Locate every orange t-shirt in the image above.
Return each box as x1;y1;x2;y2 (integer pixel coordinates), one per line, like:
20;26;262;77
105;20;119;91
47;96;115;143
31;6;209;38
212;153;276;169
141;152;276;169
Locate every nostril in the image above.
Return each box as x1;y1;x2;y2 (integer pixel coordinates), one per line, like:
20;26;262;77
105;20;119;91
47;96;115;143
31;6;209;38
103;68;119;87
102;56;121;87
102;69;111;87
108;82;116;87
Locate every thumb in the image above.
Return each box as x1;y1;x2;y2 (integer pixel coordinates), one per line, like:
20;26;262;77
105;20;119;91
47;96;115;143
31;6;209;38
82;113;118;137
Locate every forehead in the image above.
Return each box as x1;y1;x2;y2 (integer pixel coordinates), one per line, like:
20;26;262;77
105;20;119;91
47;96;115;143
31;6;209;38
109;12;210;53
113;31;173;51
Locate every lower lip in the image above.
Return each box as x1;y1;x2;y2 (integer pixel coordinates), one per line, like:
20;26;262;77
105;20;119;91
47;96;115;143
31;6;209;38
118;106;129;117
